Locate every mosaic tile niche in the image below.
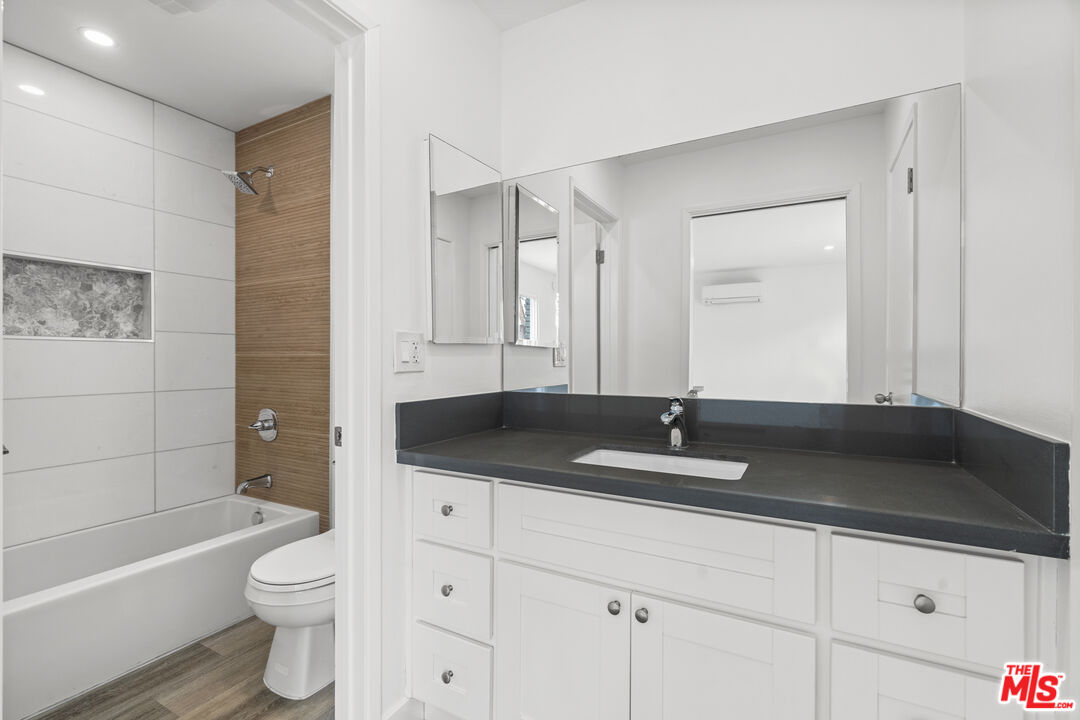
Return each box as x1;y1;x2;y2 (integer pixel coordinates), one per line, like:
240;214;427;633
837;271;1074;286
3;256;151;339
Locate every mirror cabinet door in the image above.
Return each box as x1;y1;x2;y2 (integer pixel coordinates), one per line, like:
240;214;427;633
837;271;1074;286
500;84;962;406
428;134;503;344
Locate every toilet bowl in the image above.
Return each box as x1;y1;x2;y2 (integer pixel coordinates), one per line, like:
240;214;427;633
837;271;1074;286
245;529;335;699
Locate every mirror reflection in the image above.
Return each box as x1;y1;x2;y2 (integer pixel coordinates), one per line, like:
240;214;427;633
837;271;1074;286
511;185;560;348
428;134;503;344
502;85;961;405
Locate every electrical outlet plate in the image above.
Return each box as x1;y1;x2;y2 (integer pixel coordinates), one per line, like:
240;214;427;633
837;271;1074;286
394;331;426;373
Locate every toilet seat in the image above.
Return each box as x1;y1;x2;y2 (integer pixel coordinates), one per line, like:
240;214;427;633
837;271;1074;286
249;529;335;593
247;575;335;594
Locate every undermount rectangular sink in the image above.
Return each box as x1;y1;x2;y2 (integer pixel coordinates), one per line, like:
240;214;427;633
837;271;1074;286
572;448;749;481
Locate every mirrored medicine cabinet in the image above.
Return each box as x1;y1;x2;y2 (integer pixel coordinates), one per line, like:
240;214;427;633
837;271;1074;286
428;84;962;407
502;85;962;406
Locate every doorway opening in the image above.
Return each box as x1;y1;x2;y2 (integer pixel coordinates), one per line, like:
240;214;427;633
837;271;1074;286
570;187;619;394
688;197;848;403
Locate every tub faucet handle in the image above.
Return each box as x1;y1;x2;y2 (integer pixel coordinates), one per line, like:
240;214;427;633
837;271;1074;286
249;408;278;442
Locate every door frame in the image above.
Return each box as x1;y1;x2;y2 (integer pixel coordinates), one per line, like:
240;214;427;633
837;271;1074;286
680;187;862;401
885;106;918;404
273;2;382;718
569;181;620;394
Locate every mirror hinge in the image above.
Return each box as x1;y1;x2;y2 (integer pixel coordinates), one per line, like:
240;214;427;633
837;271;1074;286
596;249;606;265
907;167;914;194
334;426;343;447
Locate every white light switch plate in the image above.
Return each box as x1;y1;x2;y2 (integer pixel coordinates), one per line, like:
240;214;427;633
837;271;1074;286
394;331;426;373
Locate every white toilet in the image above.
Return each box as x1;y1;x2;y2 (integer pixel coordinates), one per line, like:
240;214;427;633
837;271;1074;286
244;529;335;699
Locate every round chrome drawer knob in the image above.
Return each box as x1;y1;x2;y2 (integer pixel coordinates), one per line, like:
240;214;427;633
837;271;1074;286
440;504;454;517
441;670;454;685
441;584;454;597
913;594;936;614
607;600;621;616
635;607;649;624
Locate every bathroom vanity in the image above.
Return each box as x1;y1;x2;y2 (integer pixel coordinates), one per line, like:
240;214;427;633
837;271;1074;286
408;77;1070;719
395;392;1067;720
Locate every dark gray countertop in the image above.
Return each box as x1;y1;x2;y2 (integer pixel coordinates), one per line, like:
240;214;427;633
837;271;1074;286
397;427;1068;558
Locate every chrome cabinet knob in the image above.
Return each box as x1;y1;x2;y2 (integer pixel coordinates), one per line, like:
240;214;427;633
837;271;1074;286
607;600;621;616
874;392;894;405
441;669;454;685
635;607;649;624
913;594;936;614
441;584;454;597
440;504;454;517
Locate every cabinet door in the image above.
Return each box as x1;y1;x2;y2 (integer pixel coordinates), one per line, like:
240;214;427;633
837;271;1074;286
496;563;630;720
631;595;815;719
832;644;1022;719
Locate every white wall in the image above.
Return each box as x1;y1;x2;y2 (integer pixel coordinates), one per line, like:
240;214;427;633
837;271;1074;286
347;0;503;713
962;1;1076;441
1;46;236;546
692;263;847;402
501;0;963;176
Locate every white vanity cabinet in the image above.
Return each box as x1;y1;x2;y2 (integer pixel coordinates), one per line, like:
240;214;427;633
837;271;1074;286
495;564;631;720
631;595;815;719
831;644;1022;720
495;563;815;720
405;468;1048;720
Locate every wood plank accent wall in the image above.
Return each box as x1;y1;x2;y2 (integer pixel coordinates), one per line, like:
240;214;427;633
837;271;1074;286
235;96;331;532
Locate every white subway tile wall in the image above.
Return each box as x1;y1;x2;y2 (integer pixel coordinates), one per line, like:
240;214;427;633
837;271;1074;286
1;45;237;546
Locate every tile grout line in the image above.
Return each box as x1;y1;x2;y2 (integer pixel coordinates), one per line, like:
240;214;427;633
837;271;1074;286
4;441;236;477
2;175;237;230
3;99;234;172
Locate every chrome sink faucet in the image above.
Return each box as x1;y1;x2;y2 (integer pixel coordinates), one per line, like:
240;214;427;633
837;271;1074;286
236;473;272;494
660;397;690;450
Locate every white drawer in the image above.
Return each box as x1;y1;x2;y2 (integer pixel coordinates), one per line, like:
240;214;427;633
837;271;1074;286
832;535;1024;667
832;644;1022;719
413;541;493;641
413;623;492;720
498;484;816;623
413;470;492;549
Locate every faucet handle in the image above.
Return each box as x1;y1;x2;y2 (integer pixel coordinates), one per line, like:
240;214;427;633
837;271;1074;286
667;396;684;412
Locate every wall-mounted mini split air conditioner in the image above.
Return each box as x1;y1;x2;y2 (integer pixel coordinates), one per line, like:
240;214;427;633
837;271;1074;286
702;281;764;305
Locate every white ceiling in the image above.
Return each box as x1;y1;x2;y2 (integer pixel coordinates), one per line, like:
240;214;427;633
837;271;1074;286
693;199;847;272
471;0;585;30
3;0;334;131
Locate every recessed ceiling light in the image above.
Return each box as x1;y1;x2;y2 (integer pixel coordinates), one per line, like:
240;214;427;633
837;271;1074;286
824;245;836;251
80;28;116;47
18;84;45;96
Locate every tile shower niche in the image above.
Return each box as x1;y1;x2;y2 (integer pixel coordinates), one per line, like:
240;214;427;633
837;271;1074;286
3;255;152;340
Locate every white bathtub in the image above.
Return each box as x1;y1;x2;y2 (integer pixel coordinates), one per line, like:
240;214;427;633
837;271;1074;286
3;495;319;720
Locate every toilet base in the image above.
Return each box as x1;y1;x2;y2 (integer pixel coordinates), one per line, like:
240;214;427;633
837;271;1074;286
263;622;335;699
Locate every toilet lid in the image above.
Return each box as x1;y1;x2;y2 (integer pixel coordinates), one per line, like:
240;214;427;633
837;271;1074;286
250;529;335;587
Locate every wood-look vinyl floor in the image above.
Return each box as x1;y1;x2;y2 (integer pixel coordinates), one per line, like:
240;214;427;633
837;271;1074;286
35;618;333;720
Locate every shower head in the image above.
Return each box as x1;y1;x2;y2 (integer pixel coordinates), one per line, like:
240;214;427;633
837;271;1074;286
222;165;274;195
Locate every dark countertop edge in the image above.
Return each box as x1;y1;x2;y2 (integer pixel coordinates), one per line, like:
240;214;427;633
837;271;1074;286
397;449;1069;560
